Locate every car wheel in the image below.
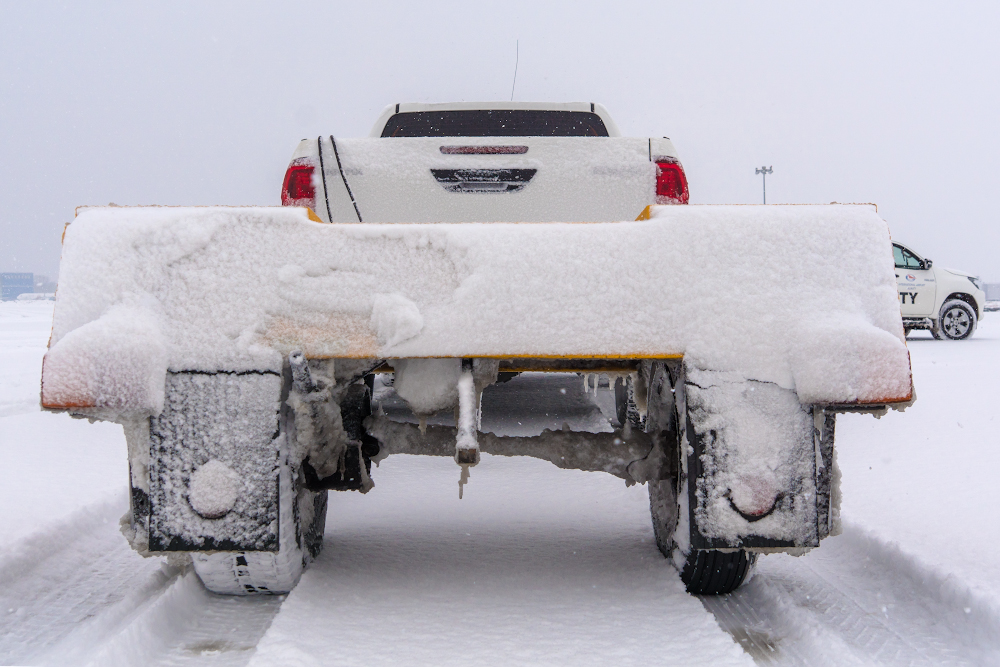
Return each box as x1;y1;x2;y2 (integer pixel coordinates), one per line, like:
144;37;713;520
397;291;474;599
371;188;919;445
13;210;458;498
932;299;977;340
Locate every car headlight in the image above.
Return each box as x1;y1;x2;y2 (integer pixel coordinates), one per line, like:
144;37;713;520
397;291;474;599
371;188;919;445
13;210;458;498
968;276;983;291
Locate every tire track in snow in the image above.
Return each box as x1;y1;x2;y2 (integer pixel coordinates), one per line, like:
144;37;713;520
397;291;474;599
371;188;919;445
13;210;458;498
0;494;284;666
246;457;754;667
0;494;168;664
13;374;998;664
701;526;1000;665
2;373;616;665
82;571;283;667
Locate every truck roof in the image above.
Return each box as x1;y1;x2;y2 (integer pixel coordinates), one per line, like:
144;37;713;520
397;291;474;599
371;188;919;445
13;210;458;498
369;102;621;137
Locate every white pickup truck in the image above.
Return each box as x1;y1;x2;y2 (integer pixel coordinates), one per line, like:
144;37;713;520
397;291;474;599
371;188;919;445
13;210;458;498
893;241;986;340
280;101;690;224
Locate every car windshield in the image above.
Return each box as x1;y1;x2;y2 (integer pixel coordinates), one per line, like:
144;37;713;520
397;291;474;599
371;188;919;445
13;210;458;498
893;245;923;269
381;110;609;137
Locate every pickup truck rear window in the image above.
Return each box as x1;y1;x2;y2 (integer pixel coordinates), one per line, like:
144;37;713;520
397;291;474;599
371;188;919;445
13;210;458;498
381;110;609;138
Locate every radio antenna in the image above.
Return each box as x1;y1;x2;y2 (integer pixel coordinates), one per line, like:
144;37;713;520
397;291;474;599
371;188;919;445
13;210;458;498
510;40;519;101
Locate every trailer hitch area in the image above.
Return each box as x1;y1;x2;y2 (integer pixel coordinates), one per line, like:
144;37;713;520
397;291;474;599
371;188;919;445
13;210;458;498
456;359;480;498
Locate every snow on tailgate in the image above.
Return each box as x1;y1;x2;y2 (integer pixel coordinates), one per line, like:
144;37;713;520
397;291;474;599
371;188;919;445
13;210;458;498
42;204;911;414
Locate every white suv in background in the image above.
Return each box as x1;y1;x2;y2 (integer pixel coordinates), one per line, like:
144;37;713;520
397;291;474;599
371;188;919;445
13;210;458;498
893;242;986;340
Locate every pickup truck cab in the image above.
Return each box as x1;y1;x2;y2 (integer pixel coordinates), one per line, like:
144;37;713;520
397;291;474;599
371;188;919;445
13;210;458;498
281;101;689;224
893;241;985;339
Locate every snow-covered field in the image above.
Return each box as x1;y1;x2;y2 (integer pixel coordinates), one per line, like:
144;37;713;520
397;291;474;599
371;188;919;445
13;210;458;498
1;300;999;665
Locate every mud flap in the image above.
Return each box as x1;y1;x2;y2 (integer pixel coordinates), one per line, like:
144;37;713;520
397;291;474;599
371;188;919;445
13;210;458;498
684;365;835;550
148;371;282;552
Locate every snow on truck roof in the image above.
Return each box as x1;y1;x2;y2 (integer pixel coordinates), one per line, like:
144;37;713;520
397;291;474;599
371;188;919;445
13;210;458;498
41;204;912;416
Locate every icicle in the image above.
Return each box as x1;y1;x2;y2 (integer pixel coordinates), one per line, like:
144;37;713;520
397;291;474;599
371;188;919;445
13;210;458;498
458;464;470;499
418;416;427;435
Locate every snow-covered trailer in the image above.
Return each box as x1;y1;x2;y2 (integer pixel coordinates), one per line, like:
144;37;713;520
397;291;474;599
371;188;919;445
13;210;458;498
40;203;912;596
37;101;911;596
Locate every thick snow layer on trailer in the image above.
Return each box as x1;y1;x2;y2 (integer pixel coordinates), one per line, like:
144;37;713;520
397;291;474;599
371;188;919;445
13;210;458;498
42;204;910;414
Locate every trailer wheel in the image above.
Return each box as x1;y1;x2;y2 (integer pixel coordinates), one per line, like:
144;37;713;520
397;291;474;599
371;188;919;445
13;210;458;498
680;549;757;595
649;478;678;557
615;376;645;429
647;364;756;596
932;299;977;340
650;479;754;594
192;421;328;595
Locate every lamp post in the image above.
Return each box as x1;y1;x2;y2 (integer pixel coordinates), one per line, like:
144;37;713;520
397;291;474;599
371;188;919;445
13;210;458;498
755;165;773;204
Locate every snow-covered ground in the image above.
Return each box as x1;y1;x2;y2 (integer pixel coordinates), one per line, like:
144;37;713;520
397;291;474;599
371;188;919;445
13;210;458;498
1;300;999;665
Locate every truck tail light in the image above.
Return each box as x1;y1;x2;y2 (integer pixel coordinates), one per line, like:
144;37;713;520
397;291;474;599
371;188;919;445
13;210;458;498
281;158;317;208
655;158;689;205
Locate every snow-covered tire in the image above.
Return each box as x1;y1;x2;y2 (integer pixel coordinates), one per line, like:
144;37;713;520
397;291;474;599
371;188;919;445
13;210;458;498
649;478;678;556
932;299;977;340
650;478;754;594
614;376;645;429
680;549;757;595
647;364;756;596
192;425;328;595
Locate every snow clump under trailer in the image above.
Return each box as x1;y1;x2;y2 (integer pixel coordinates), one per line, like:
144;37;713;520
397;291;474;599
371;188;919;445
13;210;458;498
40;102;913;596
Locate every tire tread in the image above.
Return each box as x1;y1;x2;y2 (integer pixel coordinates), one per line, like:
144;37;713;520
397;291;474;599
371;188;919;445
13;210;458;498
680;549;756;595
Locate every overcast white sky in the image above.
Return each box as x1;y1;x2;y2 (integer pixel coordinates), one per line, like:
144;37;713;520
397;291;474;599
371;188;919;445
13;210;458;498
2;1;998;280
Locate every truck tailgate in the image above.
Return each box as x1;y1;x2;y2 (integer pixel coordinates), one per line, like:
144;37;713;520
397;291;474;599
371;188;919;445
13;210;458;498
320;137;659;223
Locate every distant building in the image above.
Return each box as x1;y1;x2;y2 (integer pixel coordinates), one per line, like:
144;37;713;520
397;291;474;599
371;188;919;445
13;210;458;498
1;273;33;301
33;274;57;293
